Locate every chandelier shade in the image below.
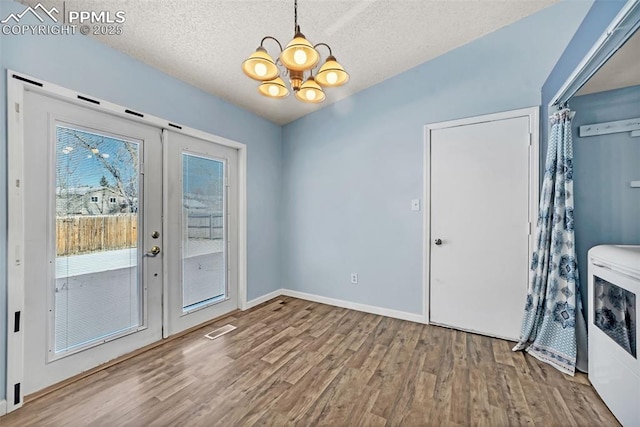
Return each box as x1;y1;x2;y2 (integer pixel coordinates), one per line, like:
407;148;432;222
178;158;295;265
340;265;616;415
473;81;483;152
242;47;279;81
315;56;349;87
242;0;348;103
258;77;289;98
280;32;320;71
295;76;325;103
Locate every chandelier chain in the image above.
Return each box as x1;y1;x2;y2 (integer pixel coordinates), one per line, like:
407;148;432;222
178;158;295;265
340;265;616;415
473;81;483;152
294;0;298;32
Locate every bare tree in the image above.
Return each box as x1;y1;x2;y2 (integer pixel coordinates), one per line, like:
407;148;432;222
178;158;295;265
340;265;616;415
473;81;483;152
59;128;139;213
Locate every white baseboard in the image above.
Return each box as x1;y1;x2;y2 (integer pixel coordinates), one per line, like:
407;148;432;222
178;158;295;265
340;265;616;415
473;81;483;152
243;289;284;310
280;289;425;324
0;399;7;416
243;288;425;324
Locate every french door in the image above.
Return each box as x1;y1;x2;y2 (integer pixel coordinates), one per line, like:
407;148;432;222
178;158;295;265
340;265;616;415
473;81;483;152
163;131;238;336
22;90;164;394
20;90;238;396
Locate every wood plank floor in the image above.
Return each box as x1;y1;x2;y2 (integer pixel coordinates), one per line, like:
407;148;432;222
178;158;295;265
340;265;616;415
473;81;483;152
2;297;618;426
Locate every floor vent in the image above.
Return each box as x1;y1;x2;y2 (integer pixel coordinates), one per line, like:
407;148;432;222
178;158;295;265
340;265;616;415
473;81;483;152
204;324;237;340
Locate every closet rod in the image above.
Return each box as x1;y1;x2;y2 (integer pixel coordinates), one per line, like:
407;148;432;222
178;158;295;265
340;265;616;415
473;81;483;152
550;0;640;108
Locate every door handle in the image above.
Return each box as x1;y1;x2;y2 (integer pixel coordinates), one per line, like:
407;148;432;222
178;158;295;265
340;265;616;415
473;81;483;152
434;238;442;246
146;245;161;256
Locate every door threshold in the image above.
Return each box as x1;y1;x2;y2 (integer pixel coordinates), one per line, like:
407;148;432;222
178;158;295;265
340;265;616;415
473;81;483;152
429;321;517;343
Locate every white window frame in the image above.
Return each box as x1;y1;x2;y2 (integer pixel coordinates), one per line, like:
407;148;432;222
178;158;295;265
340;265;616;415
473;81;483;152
5;70;248;412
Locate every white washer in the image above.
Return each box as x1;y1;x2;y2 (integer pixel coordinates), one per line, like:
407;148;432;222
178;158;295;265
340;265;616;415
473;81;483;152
588;245;640;427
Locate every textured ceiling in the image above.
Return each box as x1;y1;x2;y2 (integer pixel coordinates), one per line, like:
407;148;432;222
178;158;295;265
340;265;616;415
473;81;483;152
576;29;640;97
22;0;560;124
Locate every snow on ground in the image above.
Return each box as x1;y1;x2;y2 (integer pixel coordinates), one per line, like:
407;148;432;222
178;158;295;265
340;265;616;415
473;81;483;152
56;239;223;278
54;239;226;352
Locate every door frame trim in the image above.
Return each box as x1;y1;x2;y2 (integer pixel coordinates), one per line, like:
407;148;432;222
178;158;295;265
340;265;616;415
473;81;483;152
5;70;248;412
422;107;540;325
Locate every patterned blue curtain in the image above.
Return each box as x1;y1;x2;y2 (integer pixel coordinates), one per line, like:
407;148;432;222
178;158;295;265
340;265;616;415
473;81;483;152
513;109;585;375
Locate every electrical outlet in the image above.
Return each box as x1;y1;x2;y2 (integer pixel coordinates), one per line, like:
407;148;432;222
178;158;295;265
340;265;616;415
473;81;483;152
351;273;358;284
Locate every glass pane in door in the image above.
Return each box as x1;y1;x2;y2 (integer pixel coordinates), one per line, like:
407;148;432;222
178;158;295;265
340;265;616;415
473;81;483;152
182;153;226;311
55;125;141;355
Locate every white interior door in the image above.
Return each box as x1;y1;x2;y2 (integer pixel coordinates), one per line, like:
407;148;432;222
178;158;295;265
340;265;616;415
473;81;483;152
429;113;533;340
163;130;239;337
22;91;164;394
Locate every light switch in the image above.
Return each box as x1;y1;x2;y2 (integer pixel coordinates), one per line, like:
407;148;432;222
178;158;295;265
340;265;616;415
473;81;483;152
411;199;420;211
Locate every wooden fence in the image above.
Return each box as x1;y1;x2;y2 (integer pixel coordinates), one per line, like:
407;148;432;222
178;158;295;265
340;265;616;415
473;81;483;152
187;213;224;240
56;214;137;256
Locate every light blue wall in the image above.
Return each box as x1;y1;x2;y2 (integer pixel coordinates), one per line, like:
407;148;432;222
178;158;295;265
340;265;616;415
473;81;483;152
0;0;282;401
541;0;628;309
571;85;640;303
281;1;593;315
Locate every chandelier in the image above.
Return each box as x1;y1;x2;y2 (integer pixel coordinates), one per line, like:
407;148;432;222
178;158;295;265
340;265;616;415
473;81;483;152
241;0;349;103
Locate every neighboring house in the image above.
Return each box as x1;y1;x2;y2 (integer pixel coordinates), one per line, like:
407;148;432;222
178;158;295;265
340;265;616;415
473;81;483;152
56;186;135;215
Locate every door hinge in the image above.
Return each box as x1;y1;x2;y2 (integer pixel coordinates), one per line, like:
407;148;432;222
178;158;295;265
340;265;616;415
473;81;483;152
14;311;21;332
16;179;20;188
528;221;532;235
15;102;20;113
14;383;21;405
140;162;144;175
